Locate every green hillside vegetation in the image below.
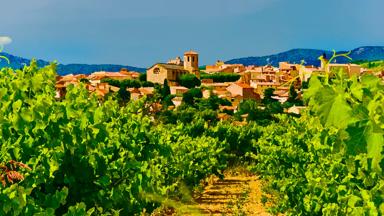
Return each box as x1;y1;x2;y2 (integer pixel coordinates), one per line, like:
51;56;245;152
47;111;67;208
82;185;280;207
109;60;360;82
101;78;155;88
0;51;383;215
354;60;384;71
200;72;241;82
178;74;201;89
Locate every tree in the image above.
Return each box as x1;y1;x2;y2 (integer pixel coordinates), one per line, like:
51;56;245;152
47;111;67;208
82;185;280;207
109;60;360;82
121;79;141;88
79;78;90;84
117;85;130;104
163;94;175;107
101;78;120;87
162;79;171;98
267;101;283;114
236;99;262;121
200;73;240;82
141;81;155;87
287;84;298;102
182;88;202;105
197;95;231;111
284;84;304;108
139;73;147;82
179;74;201;89
262;88;278;105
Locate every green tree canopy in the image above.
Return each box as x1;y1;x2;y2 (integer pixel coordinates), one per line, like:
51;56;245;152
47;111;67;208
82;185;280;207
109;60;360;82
200;73;240;82
182;88;202;105
139;73;147;82
262;88;278;105
178;74;201;89
162;79;171;98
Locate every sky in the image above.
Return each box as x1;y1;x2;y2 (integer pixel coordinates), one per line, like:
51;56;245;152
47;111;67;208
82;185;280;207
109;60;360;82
0;0;383;67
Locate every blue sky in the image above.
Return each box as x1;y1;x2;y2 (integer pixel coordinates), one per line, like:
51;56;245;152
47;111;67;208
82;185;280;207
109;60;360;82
0;0;383;67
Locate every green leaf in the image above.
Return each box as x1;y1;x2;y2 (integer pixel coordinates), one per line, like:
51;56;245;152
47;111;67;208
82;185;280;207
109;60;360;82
318;93;354;129
366;132;384;172
12;100;22;113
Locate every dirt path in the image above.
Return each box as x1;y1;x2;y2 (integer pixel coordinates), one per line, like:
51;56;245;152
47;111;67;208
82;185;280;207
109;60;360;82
151;168;273;216
187;169;272;216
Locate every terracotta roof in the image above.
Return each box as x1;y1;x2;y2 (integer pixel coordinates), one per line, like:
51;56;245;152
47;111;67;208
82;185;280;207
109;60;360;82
128;88;141;94
87;85;96;91
171;96;183;101
75;74;87;78
274;90;289;97
148;63;189;71
255;82;280;86
233;121;247;126
219;105;236;111
184;50;198;55
233;83;253;89
170;86;188;90
287;106;306;114
203;83;231;87
110;86;120;92
217;113;231;120
276;86;289;90
88;71;132;80
213;90;230;96
89;75;104;80
60;75;77;82
139;87;155;95
95;89;108;97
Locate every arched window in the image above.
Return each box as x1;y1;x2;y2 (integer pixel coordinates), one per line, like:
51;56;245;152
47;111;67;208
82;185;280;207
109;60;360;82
192;56;195;62
154;68;160;74
188;56;190;62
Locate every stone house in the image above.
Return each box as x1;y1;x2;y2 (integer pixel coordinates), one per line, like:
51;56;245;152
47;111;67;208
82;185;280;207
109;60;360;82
147;51;200;84
227;83;261;101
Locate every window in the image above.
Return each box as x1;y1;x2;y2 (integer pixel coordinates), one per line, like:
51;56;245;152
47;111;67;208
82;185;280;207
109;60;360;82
154;68;160;74
188;56;190;62
192;57;195;62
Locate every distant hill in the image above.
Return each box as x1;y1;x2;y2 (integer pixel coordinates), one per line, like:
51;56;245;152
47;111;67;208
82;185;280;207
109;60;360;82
2;46;384;75
226;46;384;67
0;52;146;75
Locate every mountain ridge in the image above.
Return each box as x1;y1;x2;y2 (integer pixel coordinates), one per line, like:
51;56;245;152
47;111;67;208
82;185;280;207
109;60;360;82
226;46;384;67
1;46;384;75
0;52;147;75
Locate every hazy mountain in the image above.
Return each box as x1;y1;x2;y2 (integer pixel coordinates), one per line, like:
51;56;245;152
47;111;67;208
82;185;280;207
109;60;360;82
0;52;146;75
226;46;384;67
2;46;384;75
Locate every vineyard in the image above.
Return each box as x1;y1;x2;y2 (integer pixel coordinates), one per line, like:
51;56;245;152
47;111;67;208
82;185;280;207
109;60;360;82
0;57;383;215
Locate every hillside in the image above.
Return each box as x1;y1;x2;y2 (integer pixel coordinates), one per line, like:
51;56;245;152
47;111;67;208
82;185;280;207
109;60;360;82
2;46;384;75
226;46;384;67
0;52;146;75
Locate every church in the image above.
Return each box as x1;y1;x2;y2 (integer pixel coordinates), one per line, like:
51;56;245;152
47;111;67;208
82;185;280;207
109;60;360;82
146;51;200;85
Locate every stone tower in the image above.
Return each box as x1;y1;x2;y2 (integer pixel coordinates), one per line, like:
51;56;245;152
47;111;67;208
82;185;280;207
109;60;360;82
320;53;329;70
183;50;200;78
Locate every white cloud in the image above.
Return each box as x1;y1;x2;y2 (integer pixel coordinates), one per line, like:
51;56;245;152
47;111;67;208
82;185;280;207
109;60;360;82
0;36;12;45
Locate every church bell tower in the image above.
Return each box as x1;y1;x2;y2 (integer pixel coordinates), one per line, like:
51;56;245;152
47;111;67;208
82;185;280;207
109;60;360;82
183;50;200;78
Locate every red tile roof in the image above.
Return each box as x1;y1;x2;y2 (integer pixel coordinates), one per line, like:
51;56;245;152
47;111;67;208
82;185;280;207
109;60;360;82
234;82;252;89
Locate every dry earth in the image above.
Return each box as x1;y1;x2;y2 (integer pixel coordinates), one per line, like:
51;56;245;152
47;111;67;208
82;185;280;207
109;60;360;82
151;168;273;216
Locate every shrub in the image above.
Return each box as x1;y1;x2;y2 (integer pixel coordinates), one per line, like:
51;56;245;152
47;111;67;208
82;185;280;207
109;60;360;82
178;74;201;89
201;73;240;82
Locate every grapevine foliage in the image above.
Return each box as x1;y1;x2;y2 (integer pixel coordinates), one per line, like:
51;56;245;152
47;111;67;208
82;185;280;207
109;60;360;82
249;54;384;215
0;53;383;215
0;61;228;215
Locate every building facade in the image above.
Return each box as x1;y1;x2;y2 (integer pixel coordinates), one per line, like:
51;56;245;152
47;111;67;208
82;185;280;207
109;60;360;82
147;50;200;84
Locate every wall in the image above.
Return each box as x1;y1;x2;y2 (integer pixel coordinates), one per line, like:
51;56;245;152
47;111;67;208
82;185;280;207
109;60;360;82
147;66;168;84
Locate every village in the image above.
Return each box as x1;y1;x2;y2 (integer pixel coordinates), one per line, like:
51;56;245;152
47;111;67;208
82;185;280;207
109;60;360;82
55;50;384;117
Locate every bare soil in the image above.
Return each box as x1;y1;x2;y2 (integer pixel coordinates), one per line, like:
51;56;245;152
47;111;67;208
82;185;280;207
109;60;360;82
189;169;272;216
151;168;273;216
